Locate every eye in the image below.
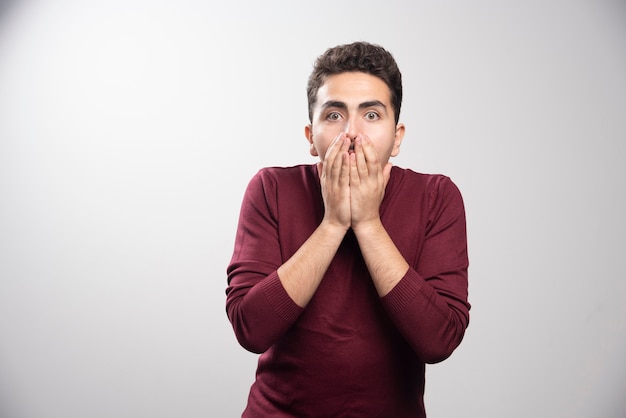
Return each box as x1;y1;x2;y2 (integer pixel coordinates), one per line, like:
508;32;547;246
365;111;380;121
326;111;342;121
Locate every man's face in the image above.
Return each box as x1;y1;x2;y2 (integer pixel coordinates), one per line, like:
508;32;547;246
305;71;405;165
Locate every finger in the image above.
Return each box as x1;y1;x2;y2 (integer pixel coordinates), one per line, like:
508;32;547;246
340;151;351;187
323;133;344;164
353;136;368;179
325;134;347;179
349;150;360;185
360;136;380;175
335;136;351;179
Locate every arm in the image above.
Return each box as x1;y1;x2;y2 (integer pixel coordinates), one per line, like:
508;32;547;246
226;171;300;354
226;135;352;353
380;177;469;363
349;135;409;297
350;137;470;363
277;135;351;306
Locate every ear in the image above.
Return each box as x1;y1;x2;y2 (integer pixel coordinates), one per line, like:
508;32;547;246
390;123;405;157
304;124;318;156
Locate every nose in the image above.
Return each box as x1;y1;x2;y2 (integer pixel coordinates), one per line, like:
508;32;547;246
343;118;360;139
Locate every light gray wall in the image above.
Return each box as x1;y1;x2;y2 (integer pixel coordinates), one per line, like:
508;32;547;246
0;0;624;417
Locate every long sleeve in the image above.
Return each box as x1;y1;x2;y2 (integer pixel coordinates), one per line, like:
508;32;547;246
381;175;470;363
226;170;304;354
226;166;469;416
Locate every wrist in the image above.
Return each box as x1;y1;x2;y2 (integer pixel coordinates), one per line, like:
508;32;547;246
351;218;384;237
319;218;351;238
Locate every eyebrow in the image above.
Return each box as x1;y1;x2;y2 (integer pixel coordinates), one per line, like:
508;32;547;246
321;100;387;112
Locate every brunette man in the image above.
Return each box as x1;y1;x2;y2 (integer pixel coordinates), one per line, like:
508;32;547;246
226;41;470;417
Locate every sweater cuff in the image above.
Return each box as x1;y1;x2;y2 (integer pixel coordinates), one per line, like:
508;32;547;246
381;269;425;315
260;271;303;323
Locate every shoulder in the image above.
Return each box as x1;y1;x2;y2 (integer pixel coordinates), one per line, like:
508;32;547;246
255;164;316;182
390;166;459;194
246;164;318;198
390;165;451;183
389;166;464;212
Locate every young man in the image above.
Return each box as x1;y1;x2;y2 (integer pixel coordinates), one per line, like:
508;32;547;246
226;42;470;417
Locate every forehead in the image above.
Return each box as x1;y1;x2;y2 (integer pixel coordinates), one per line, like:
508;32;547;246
316;72;392;105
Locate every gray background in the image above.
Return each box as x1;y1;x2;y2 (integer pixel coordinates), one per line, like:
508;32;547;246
1;0;625;417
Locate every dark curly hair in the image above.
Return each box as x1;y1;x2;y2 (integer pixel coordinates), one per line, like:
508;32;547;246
306;42;403;124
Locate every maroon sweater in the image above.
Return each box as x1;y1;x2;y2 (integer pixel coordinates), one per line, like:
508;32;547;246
226;164;470;417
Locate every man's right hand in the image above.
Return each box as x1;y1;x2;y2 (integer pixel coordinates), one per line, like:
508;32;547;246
319;133;352;231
